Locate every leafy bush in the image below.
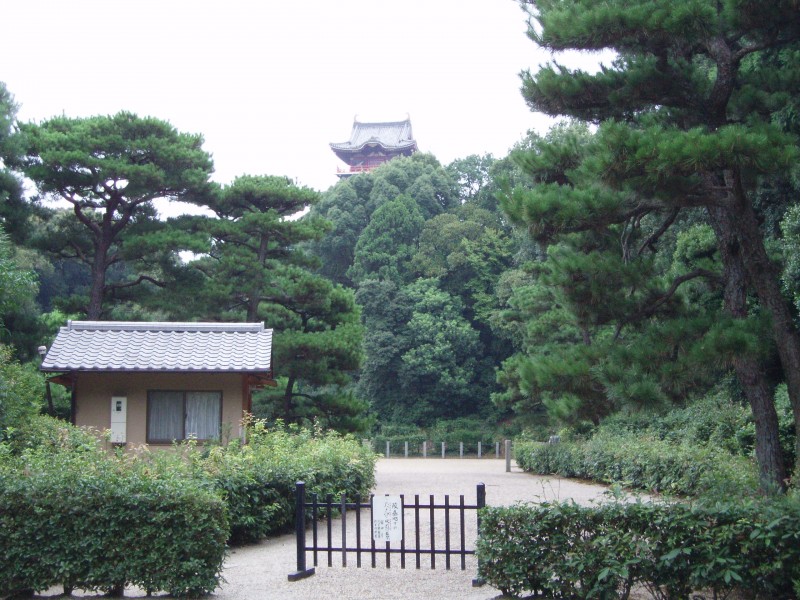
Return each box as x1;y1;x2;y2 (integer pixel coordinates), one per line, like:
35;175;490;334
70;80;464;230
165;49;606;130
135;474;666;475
0;438;227;597
373;423;427;456
373;418;508;456
515;431;758;498
203;419;378;544
514;439;581;477
477;499;800;599
0;344;44;442
600;388;796;468
514;389;786;499
1;413;99;456
772;384;797;470
429;417;500;453
0;416;379;595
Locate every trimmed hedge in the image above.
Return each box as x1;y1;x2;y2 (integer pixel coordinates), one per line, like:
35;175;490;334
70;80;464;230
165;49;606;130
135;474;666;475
477;500;800;599
0;446;227;597
0;418;379;595
514;431;758;498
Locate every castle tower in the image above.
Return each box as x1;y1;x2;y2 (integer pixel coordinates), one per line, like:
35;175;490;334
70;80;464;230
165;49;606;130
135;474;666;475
330;116;418;178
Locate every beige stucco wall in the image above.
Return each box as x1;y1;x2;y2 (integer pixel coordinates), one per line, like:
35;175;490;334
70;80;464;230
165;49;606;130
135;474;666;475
73;372;246;449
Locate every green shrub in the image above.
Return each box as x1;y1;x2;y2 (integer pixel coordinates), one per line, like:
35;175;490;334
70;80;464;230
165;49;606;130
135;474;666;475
477;502;641;598
0;345;44;442
477;499;800;599
515;388;795;500
429;417;499;451
373;423;427;456
772;384;797;470
0;415;379;597
515;432;758;499
0;441;227;597
203;419;378;544
373;418;506;456
599;388;795;469
1;413;99;456
515;439;581;477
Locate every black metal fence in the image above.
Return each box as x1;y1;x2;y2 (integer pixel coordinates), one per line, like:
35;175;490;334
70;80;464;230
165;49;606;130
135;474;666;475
288;481;486;585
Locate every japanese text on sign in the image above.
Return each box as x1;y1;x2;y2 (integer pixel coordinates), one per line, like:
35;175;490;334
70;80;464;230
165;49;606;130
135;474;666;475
372;495;403;542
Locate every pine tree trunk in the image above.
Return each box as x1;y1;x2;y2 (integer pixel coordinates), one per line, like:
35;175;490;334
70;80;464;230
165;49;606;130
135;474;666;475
709;205;788;491
87;236;111;320
246;294;260;322
283;374;295;421
246;234;271;322
736;358;788;492
726;176;800;479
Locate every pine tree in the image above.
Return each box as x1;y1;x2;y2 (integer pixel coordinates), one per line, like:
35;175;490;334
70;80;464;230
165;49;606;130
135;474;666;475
195;175;366;432
9;112;214;319
508;0;800;488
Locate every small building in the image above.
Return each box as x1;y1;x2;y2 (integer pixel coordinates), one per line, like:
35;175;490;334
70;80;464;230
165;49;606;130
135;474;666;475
40;321;275;448
330;116;418;177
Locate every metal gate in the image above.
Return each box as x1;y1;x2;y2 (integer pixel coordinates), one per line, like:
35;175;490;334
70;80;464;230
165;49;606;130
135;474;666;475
288;481;485;586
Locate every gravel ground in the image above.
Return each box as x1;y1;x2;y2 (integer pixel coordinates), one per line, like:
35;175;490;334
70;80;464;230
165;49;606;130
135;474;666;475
38;458;644;599
215;458;638;600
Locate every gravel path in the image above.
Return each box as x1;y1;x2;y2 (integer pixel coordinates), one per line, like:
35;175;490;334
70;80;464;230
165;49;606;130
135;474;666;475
215;458;630;600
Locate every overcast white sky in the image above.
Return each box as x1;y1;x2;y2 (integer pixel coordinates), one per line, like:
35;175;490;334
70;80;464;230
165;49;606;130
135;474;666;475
2;1;603;198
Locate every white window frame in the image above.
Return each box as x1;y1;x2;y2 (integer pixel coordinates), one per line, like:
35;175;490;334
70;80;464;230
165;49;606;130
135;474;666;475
146;390;222;444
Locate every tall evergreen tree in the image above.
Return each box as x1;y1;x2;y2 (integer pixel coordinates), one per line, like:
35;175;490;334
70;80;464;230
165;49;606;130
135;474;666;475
9;112;214;319
0;82;29;243
262;270;366;432
198;175;324;321
0;230;36;327
507;1;800;488
194;175;366;432
348;195;425;285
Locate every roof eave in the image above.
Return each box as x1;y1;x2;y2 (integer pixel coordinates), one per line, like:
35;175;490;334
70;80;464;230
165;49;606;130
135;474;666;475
331;142;417;158
40;367;273;374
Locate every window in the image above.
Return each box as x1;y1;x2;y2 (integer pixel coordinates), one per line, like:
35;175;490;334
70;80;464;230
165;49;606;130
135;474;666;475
147;390;221;443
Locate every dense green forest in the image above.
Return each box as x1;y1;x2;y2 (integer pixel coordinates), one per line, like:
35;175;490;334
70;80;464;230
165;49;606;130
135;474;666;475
2;0;800;498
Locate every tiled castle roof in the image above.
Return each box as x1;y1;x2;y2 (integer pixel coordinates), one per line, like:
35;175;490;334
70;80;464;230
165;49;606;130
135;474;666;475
41;321;273;373
330;118;418;156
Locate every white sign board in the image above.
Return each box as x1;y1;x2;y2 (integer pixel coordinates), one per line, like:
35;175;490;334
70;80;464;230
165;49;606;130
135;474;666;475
372;495;403;542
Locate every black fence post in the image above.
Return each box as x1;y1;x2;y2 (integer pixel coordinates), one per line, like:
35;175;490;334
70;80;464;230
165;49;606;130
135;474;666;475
472;482;486;587
288;481;316;581
290;481;485;580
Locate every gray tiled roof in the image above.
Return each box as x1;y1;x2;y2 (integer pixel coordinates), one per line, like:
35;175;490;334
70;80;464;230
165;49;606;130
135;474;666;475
41;321;273;373
330;118;418;154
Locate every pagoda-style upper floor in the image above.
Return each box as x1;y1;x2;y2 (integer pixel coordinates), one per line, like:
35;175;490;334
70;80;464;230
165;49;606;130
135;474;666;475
331;117;418;177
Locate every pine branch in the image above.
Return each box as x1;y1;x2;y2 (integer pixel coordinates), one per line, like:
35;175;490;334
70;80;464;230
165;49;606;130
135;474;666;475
638;208;680;255
614;268;721;340
70;203;102;236
106;274;167;291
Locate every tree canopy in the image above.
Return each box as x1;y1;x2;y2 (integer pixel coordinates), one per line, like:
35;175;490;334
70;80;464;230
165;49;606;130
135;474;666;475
500;0;800;490
180;175;368;431
0;83;28;242
196;175;325;321
9;112;214;319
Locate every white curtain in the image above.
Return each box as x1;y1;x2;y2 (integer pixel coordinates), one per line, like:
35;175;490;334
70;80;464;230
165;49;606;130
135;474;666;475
185;391;221;440
148;391;184;441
